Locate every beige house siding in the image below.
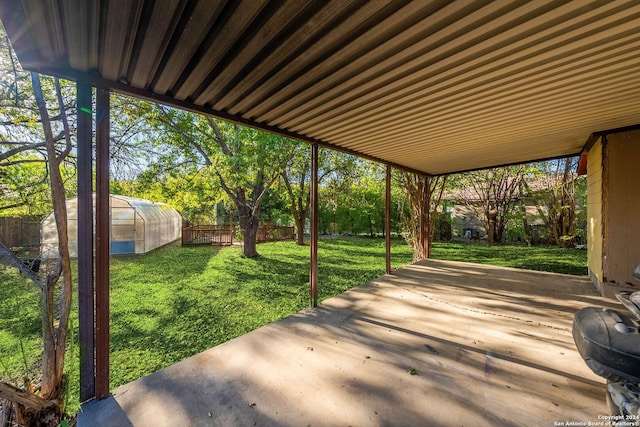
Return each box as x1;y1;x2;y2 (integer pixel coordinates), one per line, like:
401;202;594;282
602;131;640;294
587;131;640;297
587;138;603;290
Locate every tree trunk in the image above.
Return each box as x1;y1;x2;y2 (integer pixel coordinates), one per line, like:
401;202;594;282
559;157;576;248
32;73;73;402
242;228;259;257
281;171;310;246
495;213;505;243
294;216;306;245
486;208;495;245
518;181;531;246
415;201;431;260
237;204;260;257
543;157;578;248
400;173;446;261
0;382;58;426
291;192;309;246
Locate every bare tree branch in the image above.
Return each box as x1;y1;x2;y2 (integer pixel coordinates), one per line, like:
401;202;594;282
0;142;46;162
0;113;68;126
5;35;18;106
160;108;212;166
0;240;42;287
207;118;233;157
53;78;72;160
0;158;46;167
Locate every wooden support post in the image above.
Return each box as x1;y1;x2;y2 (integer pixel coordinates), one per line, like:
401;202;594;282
385;164;392;275
76;82;94;402
95;87;110;400
310;143;319;307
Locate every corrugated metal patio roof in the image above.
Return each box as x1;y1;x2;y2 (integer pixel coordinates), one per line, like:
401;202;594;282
2;0;639;175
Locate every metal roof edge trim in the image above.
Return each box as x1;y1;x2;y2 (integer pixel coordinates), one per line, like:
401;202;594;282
431;152;583;177
581;123;640;154
31;65;432;177
593;123;640;137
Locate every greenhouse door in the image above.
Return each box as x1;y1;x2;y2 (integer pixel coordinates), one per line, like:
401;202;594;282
111;206;136;254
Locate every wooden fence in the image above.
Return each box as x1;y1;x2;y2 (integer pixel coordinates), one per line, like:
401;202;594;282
256;225;295;243
182;224;294;246
182;225;233;246
0;216;40;249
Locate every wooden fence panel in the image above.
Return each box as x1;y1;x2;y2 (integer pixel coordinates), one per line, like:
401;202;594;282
256;226;295;243
182;225;233;246
0;217;40;249
182;225;294;245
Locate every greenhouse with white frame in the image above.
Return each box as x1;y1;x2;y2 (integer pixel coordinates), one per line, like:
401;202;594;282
41;194;182;259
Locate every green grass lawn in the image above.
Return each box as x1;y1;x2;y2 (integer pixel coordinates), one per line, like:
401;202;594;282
0;238;586;414
431;242;588;276
106;238;412;391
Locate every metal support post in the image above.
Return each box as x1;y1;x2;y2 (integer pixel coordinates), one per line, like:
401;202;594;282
385;165;392;274
95;87;110;400
77;82;94;402
310;143;319;306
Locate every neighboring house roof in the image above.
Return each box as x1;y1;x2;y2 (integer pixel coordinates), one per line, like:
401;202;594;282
445;174;580;203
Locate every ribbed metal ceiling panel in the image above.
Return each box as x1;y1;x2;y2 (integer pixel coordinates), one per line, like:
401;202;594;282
1;0;639;175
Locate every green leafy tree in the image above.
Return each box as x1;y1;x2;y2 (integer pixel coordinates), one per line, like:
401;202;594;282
135;103;296;257
523;157;583;247
259;186;291;226
281;147;358;243
319;157;385;235
433;210;452;242
453;166;526;244
0;157;50;216
280;142;313;244
0;33;77;217
112;163;222;224
108;93;167;181
348;170;385;236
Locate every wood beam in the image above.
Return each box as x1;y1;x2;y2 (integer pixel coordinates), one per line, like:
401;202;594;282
310;143;318;307
95;87;110;400
76;82;94;402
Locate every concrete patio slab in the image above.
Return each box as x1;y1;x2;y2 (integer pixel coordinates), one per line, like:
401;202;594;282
78;259;620;426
